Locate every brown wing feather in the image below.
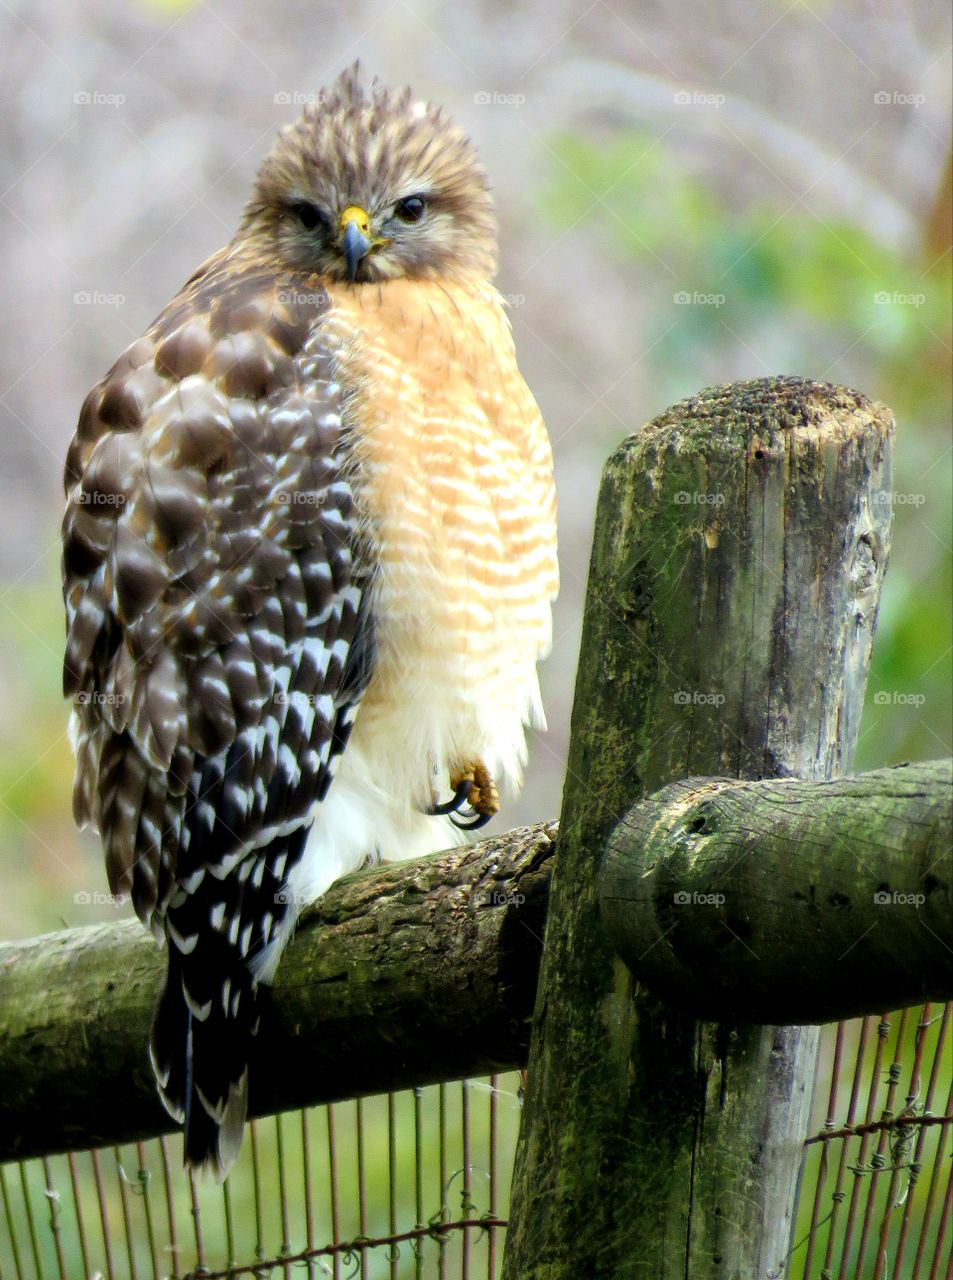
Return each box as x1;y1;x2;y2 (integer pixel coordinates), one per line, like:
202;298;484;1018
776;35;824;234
63;254;372;927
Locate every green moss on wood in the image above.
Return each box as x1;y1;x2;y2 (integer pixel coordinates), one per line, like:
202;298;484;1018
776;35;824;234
503;376;894;1280
601;760;953;1022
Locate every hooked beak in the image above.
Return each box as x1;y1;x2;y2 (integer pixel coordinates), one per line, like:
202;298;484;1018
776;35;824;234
338;206;373;283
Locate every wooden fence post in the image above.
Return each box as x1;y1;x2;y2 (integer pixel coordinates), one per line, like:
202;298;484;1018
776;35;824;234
502;376;894;1278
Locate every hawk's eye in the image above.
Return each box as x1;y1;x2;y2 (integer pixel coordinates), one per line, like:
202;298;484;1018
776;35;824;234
289;200;325;232
394;195;426;223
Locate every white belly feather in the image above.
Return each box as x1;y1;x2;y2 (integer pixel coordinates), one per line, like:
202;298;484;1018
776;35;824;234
255;274;557;979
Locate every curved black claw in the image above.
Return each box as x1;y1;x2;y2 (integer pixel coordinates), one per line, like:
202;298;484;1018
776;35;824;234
428;778;473;816
451;808;494;831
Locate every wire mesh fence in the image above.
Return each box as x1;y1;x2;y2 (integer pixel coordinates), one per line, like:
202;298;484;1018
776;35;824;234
0;1075;520;1280
790;1002;952;1280
1;1007;950;1279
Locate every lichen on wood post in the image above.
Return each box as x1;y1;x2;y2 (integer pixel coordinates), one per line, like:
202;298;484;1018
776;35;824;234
502;376;894;1279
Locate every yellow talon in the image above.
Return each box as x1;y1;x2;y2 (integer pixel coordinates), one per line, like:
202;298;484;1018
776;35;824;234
465;762;500;819
430;761;499;827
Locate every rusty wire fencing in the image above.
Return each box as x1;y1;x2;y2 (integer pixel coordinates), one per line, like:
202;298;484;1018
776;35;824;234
790;1002;952;1280
0;1075;520;1279
1;1008;950;1279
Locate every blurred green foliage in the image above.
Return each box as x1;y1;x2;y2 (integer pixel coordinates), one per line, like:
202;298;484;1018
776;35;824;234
549;130;952;771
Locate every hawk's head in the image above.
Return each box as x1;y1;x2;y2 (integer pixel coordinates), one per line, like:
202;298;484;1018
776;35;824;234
240;65;497;284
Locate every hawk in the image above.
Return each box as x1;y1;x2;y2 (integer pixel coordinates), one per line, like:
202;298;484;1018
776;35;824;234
62;66;557;1177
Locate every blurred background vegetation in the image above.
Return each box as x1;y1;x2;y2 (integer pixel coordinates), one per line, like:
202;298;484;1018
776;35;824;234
0;0;949;1276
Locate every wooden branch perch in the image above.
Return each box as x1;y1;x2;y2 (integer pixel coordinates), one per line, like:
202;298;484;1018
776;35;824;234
601;760;953;1023
0;758;948;1165
0;823;555;1163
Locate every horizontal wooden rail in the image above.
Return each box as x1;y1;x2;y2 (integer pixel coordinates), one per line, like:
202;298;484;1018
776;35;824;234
601;759;953;1022
0;823;555;1162
0;762;949;1163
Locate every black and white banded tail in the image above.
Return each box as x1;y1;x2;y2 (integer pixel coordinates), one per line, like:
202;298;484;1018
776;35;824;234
149;826;308;1176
